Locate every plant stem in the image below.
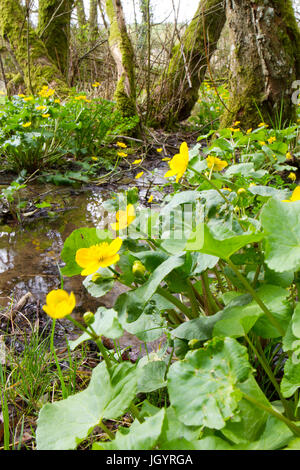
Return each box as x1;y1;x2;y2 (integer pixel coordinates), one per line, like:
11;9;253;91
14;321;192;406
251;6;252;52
242;393;300;437
185;279;200;318
98;420;115;440
201;271;219;315
130;403;144;423
227;259;285;336
156;286;193;319
245;334;292;418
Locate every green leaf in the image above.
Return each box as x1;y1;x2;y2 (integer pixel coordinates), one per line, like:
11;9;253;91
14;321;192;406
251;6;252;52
83;270;115;298
92;409;165;450
36;362;138;450
260;199;300;273
115;255;185;322
186;223;264;260
214;285;291;339
68;307;123;351
137;361;167;393
167;337;252;429
281;356;300;398
292;303;300;338
60;228;112;276
171;311;223;342
248;185;289;200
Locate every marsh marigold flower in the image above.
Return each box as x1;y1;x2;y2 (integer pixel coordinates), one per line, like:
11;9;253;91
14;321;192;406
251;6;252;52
22;122;31;128
76;238;123;276
206;155;228;172
135;171;144;179
111;204;136;231
43;289;76;319
133;159;142;164
164;141;189;183
288;172;297;182
117;141;127;148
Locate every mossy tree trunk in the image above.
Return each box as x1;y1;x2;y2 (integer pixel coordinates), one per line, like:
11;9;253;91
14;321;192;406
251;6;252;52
0;0;68;94
38;0;73;79
221;0;300;129
148;0;226;128
76;0;87;27
89;0;99;42
105;0;138;119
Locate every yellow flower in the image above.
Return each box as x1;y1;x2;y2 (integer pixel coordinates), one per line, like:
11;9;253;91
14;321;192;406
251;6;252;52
24;96;34;102
156;148;163;153
246;128;252;134
91;156;98;161
259;141;266;146
54;99;60;104
117;152;128;158
206;155;228;172
288;172;297;182
162;157;171;161
22;122;31;128
282;186;300;203
75;238;123;276
38;87;55;98
43;289;76;319
286;152;293;160
233;121;240;126
148;195;154;203
229;127;240;132
135;171;144;179
237;188;246;195
222;187;232;192
92;81;101;87
165;141;189;183
268;136;276;144
42;113;50;118
258;122;268;128
18;94;26;98
133;159;142;164
36;105;47;111
249;183;256;188
0;91;5;96
117;141;127;148
111;204;136;231
74;95;87;101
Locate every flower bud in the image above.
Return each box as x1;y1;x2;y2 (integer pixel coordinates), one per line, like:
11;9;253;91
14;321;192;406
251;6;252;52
132;260;146;277
188;339;201;350
83;311;95;325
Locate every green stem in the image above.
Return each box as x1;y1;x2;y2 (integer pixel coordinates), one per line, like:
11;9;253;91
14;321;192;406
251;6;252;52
67;316;112;368
130;403;144;423
201;271;219;315
185;279;200;318
190;167;231;205
156;286;193;319
98;420;115;440
242;393;300;437
227;259;285;336
50;319;67;398
245;334;292;418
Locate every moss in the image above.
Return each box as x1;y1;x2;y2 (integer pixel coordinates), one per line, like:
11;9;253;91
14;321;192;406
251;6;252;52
37;0;72;77
0;0;69;95
220;0;299;129
106;0;138;120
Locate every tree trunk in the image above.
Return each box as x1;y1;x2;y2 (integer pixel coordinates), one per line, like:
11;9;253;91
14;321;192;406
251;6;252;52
38;0;73;78
89;0;99;42
221;0;300;129
105;0;137;119
0;0;68;94
148;0;226;128
76;0;87;27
